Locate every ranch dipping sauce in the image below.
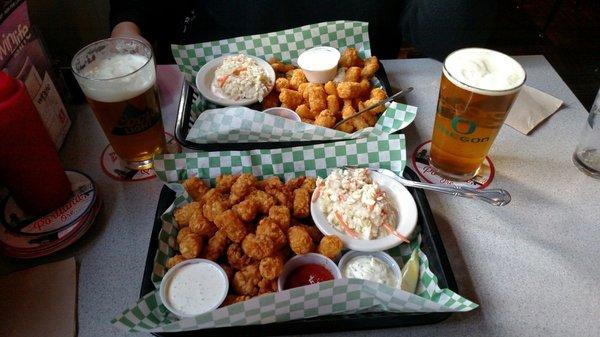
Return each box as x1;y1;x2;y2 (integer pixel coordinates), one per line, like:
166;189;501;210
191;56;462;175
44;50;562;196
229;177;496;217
297;46;340;83
162;260;228;317
343;255;397;287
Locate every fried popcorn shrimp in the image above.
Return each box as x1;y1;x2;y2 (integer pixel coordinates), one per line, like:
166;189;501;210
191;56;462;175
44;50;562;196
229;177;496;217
275;77;290;92
230;173;257;205
248;190;276;213
361;56;379;78
279;89;303;110
288;226;314;254
370;87;387;100
307;85;327;112
182;177;209;201
177;227;192;244
326;95;340;115
202;198;229;222
232;198;260;222
189;211;217;236
203;230;229;261
314;109;336;128
302;224;324;243
232;263;261;296
262;90;280;109
344;66;362;82
295;104;314;119
242;234;275;260
259;255;285;280
258;278;278;294
214;209;248;243
289;69;307;90
216;174;239;193
166;254;186;269
268;205;291;231
221;294;251;307
179;233;203;259
256;218;287;249
293;188;310;218
324;80;337;95
227;243;253;270
318;235;343;260
173;202;201;227
337;82;362;99
339;47;363;68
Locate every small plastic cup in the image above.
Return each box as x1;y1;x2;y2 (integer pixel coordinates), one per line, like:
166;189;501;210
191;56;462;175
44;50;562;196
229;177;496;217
262;107;301;121
297;46;340;83
278;253;342;291
338;250;402;287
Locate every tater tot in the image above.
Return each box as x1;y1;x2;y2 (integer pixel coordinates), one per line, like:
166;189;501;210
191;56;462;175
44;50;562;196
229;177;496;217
174;202;201;227
326;95;340;115
227;243;253;270
363;98;386;115
232;263;261;296
292;188;310;218
268;205;291;232
189;211;217;236
177;227;193;244
318;235;343;260
259;255;285;280
261;90;280;110
202;198;229;222
256;218;287;249
214;209;248;243
275;77;290;92
344;66;362;82
232;198;260;222
301;177;317;192
289;69;307;90
352;115;370;130
288;226;314;254
216;174;238;193
202;230;229;261
297;82;309;97
341;101;356;119
166;254;186;269
271;62;295;73
179;233;203;259
279;89;303;110
358;78;371;97
361;111;378;126
242;234;275;260
230;173;257;205
314;109;337;128
337;82;362;99
295;104;314;119
247;190;276;213
337;121;355;133
307;85;327;112
339;47;363;68
324;81;337;95
302;83;320;100
361;56;379;78
182;177;209;201
370;87;387;100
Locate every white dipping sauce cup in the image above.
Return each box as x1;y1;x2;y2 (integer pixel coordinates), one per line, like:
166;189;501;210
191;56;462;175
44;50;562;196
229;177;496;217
297;46;340;84
262;107;301;121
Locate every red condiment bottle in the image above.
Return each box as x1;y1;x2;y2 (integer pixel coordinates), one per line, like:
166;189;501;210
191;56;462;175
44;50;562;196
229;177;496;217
0;71;71;214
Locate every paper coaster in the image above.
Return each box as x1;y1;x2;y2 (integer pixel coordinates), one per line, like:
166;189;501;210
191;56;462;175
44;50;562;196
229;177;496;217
411;140;495;189
100;132;182;182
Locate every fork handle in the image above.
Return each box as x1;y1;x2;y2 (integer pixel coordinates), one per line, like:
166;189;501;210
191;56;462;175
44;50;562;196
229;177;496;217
399;179;511;206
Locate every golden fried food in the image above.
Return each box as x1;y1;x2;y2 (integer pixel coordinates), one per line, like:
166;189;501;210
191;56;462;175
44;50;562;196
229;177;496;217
352;115;370;130
302;224;324;243
358;78;371;97
230;173;257;205
221;294;251;307
297;82;309;97
288;226;314;254
326;95;340;115
248;190;276;213
337;122;355;133
227;243;253;270
203;230;229;261
270;188;293;210
301;177;317;192
314;109;336;128
232;198;260;222
189;211;217;236
292;188;310;218
337;81;362;99
363;97;386;115
370;87;387;100
179;233;203;259
270;61;295;73
339;47;363;68
361;56;379;78
200;188;226;205
262;90;280;109
258;278;278;294
214;209;248;243
220;263;234;281
258;176;283;192
268;205;291;231
301;117;314;124
173;202;201;227
318;235;343;259
295;104;314;119
341;101;356;119
242;234;275;260
289;69;307;90
232;263;261;296
176;227;192;244
275;77;290;92
216;174;239;193
324;81;337;95
256;218;287;249
182;177;209;201
279;88;303;110
202;198;229;222
285;177;306;190
166;254;186;269
344;66;362;82
307;85;327;112
301;83;320;100
259;255;285;280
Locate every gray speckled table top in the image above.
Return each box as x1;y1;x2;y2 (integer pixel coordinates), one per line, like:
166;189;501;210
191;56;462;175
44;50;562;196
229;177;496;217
2;56;598;337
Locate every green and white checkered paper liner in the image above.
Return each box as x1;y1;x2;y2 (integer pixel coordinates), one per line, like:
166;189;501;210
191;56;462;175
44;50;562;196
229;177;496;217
172;21;417;144
112;136;477;332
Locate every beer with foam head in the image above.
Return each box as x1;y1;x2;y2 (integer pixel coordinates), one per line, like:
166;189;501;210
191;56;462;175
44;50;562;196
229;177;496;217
430;48;526;180
72;38;166;170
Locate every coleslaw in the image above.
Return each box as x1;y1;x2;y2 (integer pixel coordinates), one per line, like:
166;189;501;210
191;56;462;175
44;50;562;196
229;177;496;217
211;54;271;102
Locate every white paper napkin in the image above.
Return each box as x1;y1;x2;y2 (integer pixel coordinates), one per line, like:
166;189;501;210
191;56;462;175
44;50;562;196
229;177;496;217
504;85;563;134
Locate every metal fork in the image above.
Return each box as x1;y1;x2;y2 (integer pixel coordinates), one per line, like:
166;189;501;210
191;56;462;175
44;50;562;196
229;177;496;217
344;166;511;206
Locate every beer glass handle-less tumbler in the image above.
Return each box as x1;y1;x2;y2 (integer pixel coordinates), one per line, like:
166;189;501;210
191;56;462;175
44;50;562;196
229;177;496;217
573;88;600;178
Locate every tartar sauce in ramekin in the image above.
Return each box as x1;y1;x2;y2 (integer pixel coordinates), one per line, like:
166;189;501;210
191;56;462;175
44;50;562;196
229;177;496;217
343;255;397;287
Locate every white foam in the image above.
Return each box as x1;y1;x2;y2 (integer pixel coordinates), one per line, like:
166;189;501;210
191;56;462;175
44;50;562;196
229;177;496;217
443;48;526;96
78;54;155;102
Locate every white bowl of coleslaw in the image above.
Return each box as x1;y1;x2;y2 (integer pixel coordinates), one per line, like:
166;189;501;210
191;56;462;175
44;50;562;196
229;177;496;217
310;168;418;252
195;54;275;106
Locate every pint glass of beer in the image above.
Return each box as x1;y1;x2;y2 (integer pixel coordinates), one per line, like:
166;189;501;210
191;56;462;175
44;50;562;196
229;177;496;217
71;38;166;170
430;48;526;180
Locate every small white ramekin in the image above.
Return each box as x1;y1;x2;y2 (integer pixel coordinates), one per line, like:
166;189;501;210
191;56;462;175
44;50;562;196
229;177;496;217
277;253;342;291
297;46;340;84
262;107;301;121
338;250;402;287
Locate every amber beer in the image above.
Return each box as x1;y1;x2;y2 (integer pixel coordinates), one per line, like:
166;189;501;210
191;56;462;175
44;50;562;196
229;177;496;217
430;48;526;180
72;38;166;169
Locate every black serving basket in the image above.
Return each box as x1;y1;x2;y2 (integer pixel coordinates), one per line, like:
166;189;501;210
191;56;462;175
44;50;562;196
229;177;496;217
140;166;458;336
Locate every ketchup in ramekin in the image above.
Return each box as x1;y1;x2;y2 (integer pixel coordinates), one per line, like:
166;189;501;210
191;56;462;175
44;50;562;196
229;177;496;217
284;264;334;289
